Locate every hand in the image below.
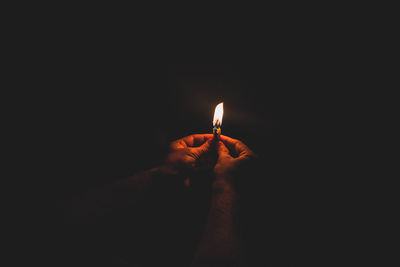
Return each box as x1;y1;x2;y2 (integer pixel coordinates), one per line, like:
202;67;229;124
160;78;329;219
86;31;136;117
214;135;257;182
161;134;214;176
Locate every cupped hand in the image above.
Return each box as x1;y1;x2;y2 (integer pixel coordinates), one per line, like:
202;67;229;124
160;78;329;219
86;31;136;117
161;134;214;175
214;135;257;182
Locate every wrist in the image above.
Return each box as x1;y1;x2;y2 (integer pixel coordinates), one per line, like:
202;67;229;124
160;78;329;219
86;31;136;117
156;163;179;176
144;165;182;185
213;171;234;182
212;177;235;192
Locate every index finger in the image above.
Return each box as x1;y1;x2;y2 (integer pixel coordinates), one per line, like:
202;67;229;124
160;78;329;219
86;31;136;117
219;135;253;156
180;134;213;147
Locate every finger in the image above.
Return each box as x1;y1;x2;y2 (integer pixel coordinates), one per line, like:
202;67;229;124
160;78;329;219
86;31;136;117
234;151;258;173
170;139;187;149
220;135;253;156
190;139;212;157
236;150;257;161
217;140;232;158
181;134;213;147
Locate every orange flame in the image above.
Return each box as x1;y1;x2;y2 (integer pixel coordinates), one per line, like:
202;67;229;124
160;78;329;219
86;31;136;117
213;102;224;127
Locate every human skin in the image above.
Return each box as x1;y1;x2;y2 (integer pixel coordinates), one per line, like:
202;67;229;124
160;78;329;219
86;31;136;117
64;134;213;224
192;136;256;267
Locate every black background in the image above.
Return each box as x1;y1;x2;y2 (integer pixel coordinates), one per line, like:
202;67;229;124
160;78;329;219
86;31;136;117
37;62;353;266
7;3;381;264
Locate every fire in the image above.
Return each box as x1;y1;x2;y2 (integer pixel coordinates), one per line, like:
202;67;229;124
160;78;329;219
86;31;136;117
213;102;224;127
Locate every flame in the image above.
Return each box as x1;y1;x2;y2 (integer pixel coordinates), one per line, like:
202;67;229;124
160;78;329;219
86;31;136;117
213;102;224;127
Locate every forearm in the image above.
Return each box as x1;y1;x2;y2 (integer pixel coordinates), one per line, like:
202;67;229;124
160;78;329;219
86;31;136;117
64;166;176;223
192;177;241;267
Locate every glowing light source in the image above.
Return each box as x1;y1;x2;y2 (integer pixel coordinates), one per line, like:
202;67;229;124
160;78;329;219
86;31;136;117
212;102;223;139
213;102;224;128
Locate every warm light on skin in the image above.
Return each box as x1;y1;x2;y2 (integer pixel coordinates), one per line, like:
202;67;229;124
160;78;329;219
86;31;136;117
213;102;224;127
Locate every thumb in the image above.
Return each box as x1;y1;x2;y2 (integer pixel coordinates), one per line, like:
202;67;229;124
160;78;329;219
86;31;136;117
217;140;231;157
190;139;212;158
